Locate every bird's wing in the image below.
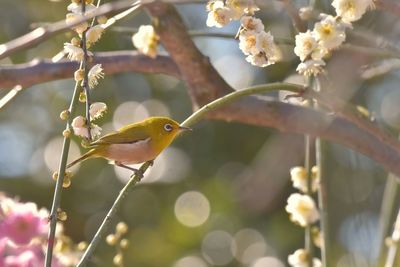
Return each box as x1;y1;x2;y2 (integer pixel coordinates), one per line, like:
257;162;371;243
90;123;149;145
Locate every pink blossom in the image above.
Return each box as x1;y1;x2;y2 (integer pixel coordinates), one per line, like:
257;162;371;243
4;249;40;267
0;202;48;246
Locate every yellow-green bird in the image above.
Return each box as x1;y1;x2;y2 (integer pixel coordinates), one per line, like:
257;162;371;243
67;117;191;175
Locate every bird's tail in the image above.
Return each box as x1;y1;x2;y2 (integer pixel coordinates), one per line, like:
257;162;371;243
66;149;96;169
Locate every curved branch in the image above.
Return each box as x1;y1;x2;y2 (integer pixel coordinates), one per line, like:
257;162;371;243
0;51;180;89
146;2;400;177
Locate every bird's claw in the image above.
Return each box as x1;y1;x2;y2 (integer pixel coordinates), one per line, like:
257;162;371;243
131;169;144;179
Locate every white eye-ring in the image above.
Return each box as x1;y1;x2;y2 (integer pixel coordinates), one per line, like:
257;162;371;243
164;123;173;132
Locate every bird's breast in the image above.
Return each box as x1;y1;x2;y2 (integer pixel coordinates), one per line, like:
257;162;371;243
104;138;158;164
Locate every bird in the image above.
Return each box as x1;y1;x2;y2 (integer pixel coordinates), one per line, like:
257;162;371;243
66;117;191;176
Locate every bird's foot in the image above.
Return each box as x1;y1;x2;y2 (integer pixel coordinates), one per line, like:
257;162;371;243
131;169;144;179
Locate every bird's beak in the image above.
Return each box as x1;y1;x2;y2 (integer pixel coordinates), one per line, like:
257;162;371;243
179;126;192;131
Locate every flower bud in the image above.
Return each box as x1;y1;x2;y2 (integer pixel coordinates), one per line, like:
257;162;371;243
57;209;68;221
106;234;118;246
74;69;85;82
79;91;87;103
52;171;59;181
60;110;70;120
63;177;71;188
77;241;88;251
113;253;123;266
63;129;71;138
120;239;129;249
116;222;128;234
71;37;81;47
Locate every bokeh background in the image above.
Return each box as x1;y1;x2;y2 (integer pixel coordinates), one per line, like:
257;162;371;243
0;0;399;266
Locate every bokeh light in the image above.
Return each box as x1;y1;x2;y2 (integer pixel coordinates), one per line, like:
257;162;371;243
233;228;268;264
201;230;235;266
339;212;379;260
174;191;210;227
44;137;80;172
250;256;285;267
113;101;149;129
0;123;35;177
213;54;256;90
173;256;208;267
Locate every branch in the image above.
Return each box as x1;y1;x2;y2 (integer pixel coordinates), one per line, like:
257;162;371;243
0;0;142;60
0;51;180;89
76;161;153;267
146;2;400;177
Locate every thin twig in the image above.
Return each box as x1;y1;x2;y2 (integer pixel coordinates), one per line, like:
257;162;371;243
76;161;153;267
44;62;84;267
314;78;329;267
385;206;400;267
181;83;305;127
81;1;93;141
304;134;315;267
75;82;304;266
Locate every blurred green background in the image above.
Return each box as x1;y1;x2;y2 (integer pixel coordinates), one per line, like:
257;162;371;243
0;0;399;266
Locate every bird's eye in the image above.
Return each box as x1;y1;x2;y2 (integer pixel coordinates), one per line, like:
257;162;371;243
164;123;173;132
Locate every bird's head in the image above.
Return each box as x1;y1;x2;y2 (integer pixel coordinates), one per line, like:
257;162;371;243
146;117;191;150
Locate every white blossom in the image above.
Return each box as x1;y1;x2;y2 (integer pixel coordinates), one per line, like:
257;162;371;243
288;249;322;267
294;30;320;61
206;0;234;28
71;116;88;138
239;32;260;55
255;31;281;63
64;43;83;61
314;15;346;50
226;0;260;19
332;0;375;23
245;53;269;67
86;25;105;46
65;13;88;34
88;64;104;89
90;102;107;120
240;16;264;33
90;124;102;139
290;166;319;193
71;116;102;139
286;193;319;227
132;25;159;58
296;59;326;76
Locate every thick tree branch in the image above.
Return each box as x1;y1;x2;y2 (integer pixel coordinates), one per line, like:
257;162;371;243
0;51;180;89
146;2;400;177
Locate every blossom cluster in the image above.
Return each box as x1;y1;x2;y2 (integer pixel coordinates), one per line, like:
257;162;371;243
63;0;108;140
0;195;81;266
295;0;375;76
206;0;281;67
286;166;321;267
